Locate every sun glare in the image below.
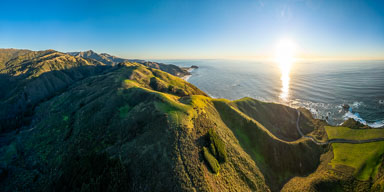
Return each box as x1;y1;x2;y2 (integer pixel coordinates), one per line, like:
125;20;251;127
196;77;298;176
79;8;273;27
275;38;297;101
275;38;296;70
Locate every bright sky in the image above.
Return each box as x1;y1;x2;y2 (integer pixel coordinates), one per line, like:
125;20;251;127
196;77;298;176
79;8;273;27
1;0;383;60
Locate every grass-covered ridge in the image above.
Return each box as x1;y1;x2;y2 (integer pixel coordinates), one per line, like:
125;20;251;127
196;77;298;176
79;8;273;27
2;49;383;191
0;48;32;69
324;124;384;182
212;98;324;191
330;141;384;180
0;59;271;191
325;126;384;140
283;124;384;191
233;97;302;141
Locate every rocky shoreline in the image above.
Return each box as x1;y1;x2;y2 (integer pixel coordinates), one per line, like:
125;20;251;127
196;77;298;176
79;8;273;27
180;65;198;81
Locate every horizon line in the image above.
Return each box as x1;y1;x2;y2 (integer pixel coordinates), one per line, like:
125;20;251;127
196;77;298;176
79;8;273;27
1;47;384;62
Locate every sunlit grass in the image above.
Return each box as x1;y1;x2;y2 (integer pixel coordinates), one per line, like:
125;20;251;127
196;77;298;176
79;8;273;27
325;126;384;140
330;141;384;180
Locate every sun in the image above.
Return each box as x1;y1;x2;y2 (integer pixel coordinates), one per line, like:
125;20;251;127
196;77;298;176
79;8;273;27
274;38;297;71
274;38;297;101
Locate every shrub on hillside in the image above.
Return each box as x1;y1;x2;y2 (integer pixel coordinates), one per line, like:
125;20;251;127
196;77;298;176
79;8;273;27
209;143;217;157
149;77;168;92
208;128;227;163
203;147;220;174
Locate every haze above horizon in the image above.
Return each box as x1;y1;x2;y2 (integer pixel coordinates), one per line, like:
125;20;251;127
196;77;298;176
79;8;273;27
1;0;383;60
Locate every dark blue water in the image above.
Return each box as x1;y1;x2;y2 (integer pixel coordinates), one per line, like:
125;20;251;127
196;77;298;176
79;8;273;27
157;59;384;127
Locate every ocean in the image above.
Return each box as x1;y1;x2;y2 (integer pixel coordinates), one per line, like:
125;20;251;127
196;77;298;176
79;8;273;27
156;59;384;128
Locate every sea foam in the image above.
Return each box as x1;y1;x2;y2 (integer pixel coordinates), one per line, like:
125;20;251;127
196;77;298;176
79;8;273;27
343;110;384;128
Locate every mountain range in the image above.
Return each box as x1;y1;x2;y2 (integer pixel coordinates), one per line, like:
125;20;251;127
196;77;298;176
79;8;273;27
0;48;383;191
68;50;191;77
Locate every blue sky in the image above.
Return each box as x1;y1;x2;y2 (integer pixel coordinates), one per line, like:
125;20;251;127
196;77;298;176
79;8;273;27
0;0;383;59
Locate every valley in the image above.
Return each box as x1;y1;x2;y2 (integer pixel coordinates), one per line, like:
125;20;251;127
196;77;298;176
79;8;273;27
0;49;383;191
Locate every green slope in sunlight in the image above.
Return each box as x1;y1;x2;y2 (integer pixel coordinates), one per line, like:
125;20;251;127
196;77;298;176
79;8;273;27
1;49;384;192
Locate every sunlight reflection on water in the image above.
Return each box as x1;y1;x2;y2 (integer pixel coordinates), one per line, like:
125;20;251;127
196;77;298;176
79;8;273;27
278;60;292;101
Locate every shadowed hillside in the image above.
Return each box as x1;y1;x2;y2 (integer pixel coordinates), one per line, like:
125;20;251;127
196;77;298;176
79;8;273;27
0;49;109;132
0;61;270;191
1;49;383;191
0;49;190;133
212;99;325;191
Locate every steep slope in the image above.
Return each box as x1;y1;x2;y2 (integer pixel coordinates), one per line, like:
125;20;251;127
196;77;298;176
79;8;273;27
68;50;116;65
212;98;325;191
0;48;32;70
0;49;194;133
0;49;109;132
1;49;106;78
0;62;271;191
68;50;191;77
233;98;305;141
100;52;140;63
282;127;384;191
3;49;381;191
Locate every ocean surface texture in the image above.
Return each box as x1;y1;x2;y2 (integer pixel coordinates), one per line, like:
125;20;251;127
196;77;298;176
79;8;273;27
158;60;384;127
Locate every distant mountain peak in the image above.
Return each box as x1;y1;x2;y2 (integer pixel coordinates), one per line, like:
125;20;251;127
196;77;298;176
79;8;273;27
44;49;57;53
66;50;191;77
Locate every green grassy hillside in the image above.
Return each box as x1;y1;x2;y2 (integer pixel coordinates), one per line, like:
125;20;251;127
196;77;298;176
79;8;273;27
330;141;384;180
0;49;109;132
1;49;383;191
0;60;271;191
0;49;192;133
233;98;301;141
68;50;191;77
325;126;384;140
213;98;324;191
283;127;384;191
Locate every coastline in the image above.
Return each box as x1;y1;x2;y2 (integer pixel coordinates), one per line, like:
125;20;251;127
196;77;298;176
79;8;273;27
174;62;384;129
182;75;192;81
180;66;197;81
